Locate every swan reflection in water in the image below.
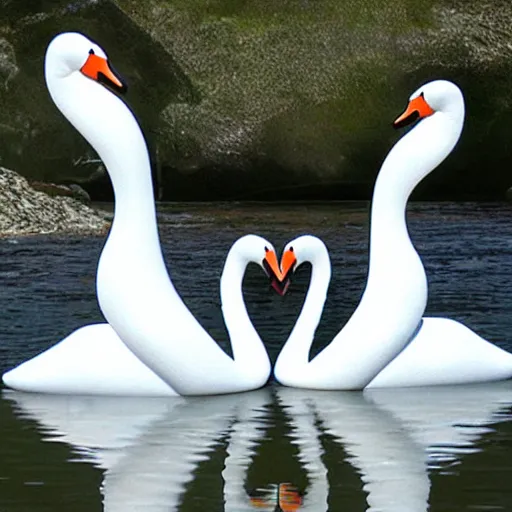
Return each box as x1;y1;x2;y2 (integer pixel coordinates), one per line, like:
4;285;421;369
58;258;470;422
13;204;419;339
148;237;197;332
4;383;512;511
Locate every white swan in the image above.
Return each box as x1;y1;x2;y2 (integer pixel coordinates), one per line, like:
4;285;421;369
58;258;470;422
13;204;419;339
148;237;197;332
278;235;512;387
3;31;283;396
273;80;466;390
1;234;281;395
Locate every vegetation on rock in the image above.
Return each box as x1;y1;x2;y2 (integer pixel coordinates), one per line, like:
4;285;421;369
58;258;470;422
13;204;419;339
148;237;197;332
0;0;511;200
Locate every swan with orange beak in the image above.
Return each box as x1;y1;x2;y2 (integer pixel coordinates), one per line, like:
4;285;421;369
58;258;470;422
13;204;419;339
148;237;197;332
3;32;286;396
273;81;512;389
270;80;471;390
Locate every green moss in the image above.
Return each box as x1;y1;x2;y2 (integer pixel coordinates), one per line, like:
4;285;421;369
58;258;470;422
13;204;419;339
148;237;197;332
157;0;437;36
2;0;512;199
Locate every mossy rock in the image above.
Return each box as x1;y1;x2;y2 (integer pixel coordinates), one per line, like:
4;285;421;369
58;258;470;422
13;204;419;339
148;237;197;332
1;0;512;200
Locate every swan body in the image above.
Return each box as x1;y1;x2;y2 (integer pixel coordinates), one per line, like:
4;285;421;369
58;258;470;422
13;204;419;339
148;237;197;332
2;230;280;395
2;324;175;396
279;235;512;388
274;80;465;390
1;230;280;395
4;32;281;396
368;317;512;387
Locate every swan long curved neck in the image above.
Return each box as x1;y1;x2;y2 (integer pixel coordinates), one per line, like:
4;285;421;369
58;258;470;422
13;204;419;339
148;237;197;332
46;39;271;396
285;254;331;367
101;125;158;246
220;256;263;363
368;111;462;258
50;73;159;247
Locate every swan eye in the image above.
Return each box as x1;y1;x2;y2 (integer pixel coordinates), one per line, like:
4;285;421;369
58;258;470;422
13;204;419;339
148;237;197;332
289;246;294;252
89;49;95;55
264;246;269;252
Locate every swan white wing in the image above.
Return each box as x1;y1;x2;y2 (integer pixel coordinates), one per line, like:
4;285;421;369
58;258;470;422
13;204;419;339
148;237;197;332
367;318;512;388
2;324;177;396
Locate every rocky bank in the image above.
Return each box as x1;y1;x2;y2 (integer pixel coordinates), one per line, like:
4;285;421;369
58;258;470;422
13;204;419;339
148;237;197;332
0;166;109;236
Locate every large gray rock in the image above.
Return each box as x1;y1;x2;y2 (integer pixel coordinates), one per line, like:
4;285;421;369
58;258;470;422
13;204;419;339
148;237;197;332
0;0;511;200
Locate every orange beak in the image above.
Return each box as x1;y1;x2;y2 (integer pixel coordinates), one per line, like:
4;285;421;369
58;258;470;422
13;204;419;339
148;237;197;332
393;93;434;129
280;249;297;280
268;248;298;297
264;249;290;296
80;51;126;94
264;249;284;281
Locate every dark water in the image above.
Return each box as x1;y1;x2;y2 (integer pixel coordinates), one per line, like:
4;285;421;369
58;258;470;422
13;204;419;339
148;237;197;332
1;201;511;511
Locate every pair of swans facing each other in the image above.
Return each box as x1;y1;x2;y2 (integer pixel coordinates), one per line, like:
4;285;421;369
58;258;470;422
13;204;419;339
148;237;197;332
5;230;511;396
3;32;512;396
5;382;512;511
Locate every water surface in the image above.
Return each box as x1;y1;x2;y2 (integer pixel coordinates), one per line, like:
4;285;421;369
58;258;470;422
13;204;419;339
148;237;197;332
1;201;511;511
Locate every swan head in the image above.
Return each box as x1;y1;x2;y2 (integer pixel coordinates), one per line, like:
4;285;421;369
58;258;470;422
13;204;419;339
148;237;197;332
394;80;464;129
45;32;126;93
227;234;284;290
279;235;330;291
45;32;149;195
